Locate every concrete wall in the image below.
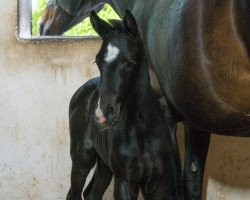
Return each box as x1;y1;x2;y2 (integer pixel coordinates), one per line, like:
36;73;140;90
1;1;250;199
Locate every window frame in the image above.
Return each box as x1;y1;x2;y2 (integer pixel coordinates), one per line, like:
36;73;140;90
18;0;100;41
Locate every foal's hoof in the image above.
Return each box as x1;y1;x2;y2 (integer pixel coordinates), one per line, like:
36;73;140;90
66;191;82;200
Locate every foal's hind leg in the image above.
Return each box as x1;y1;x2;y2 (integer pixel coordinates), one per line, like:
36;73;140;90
83;157;113;200
66;122;97;200
66;148;96;200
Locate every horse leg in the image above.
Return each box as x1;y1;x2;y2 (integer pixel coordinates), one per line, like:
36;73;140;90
183;123;211;200
114;179;139;200
66;122;97;200
161;100;183;199
83;157;113;200
168;120;184;199
66;147;96;200
141;176;177;200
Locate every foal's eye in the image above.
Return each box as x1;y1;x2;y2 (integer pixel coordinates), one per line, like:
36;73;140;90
126;62;136;70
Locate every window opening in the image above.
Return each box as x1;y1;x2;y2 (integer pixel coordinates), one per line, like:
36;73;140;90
18;0;120;40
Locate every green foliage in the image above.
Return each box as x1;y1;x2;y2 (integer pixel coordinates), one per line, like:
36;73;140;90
32;0;120;36
32;0;47;36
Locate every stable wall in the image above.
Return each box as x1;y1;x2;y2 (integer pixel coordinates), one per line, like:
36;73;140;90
0;1;250;199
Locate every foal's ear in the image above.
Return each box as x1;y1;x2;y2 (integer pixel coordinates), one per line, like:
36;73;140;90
123;9;139;37
90;11;114;37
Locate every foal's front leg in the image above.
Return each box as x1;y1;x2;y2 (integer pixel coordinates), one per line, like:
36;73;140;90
183;123;211;200
114;179;139;200
83;157;113;200
66;149;96;200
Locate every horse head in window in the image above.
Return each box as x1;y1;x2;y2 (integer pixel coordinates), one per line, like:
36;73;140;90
39;0;105;35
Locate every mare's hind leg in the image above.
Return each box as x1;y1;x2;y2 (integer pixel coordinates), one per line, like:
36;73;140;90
83;157;113;200
183;123;211;200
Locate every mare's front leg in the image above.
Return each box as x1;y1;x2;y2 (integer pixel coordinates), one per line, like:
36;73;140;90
161;100;183;198
183;123;211;200
168;120;183;199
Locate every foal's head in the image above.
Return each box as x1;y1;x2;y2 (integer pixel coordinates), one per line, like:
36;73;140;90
90;10;145;126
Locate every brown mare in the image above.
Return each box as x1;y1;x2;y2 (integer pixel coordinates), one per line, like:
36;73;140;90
40;0;250;199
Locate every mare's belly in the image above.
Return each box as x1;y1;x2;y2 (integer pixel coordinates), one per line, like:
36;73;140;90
137;0;250;133
172;69;250;133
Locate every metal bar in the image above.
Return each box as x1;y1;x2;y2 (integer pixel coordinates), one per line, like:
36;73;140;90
18;0;32;39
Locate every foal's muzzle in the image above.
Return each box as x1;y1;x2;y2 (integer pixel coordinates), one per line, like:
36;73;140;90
106;104;121;126
95;101;122;127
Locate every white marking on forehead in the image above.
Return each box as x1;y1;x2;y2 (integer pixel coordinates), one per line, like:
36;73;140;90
104;43;120;63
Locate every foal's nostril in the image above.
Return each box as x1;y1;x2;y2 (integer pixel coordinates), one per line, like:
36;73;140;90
107;105;114;118
106;105;116;124
107;105;114;115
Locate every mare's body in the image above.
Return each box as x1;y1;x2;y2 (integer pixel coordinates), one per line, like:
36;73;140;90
41;1;250;199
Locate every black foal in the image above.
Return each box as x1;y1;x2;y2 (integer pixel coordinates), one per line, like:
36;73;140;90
67;10;180;200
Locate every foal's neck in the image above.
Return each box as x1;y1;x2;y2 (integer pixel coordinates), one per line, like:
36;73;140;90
124;57;160;128
132;58;156;111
